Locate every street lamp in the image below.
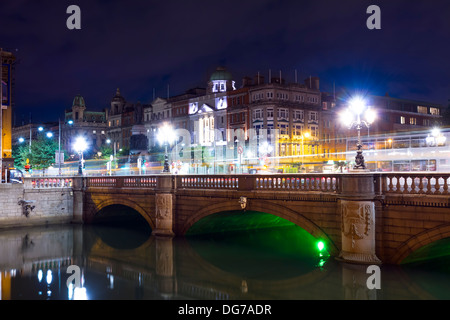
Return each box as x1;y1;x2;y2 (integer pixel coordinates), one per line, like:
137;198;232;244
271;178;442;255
426;127;446;146
73;136;88;175
157;123;176;173
340;96;376;170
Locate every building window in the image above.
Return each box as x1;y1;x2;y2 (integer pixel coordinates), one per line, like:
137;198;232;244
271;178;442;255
294;110;304;121
309;111;318;122
417;106;428;114
410;117;417;125
310;125;319;137
277;108;288;119
267;108;274;119
293;124;303;136
430;107;440;115
400;116;406;124
254;109;263;120
278;123;289;135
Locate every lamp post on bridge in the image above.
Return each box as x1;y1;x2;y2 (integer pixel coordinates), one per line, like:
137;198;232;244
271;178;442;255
157;123;176;173
340;96;376;170
73;136;88;176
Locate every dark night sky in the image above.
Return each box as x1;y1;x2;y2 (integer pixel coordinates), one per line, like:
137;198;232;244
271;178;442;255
1;0;449;124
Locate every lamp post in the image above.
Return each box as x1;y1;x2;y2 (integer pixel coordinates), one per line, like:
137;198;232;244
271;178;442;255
73;136;88;175
259;141;273;169
106;138;116;169
426;127;446;147
340;96;376;170
157;123;176;173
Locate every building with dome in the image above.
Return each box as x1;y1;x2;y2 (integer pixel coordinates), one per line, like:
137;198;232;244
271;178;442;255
62;94;108;157
207;66;236;94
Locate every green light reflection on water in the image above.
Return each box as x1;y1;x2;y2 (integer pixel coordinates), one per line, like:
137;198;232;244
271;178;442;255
185;211;330;280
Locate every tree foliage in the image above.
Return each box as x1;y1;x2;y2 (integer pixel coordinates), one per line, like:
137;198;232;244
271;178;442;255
12;136;68;170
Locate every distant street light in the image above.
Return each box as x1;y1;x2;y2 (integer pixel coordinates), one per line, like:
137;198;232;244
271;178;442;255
426;127;447;146
73;136;88;175
18;137;25;143
340;96;376;170
157;123;176;173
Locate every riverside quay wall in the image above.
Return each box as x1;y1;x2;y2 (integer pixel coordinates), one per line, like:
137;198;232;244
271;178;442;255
0;178;74;229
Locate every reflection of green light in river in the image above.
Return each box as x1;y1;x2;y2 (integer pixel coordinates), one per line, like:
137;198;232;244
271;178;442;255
186;211;330;280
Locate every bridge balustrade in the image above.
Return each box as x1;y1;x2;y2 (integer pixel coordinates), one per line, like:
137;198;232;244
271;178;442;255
23;173;450;196
85;176;158;188
26;177;73;189
382;173;450;195
178;176;239;189
254;174;341;192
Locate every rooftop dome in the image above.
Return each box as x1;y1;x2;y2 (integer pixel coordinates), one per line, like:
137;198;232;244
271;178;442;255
111;88;125;103
209;67;233;81
73;94;85;108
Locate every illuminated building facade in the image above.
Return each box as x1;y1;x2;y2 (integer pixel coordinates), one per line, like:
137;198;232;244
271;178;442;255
63;94;108;156
247;75;322;170
1;49;16;172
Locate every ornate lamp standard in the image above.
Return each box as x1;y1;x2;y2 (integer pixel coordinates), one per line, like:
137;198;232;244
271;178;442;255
73;136;88;175
157;123;176;173
340;97;376;170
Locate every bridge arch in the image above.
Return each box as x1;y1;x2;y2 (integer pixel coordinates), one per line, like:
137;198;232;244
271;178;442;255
180;199;339;256
93;198;155;231
391;224;450;264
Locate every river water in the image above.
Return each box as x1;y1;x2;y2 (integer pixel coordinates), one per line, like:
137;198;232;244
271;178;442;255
0;219;449;300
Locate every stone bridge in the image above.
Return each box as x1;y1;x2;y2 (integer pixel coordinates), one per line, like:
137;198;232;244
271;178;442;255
25;172;450;265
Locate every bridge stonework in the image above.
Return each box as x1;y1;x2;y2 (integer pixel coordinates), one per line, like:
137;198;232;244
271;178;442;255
24;172;450;265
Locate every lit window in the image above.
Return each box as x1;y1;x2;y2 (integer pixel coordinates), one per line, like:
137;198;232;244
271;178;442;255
430;107;440;115
400;116;405;124
410;117;417;125
417;106;428;114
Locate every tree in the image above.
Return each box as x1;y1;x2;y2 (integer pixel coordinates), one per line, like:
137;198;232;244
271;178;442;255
30;135;61;169
94;145;113;160
14;136;67;170
12;143;32;169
